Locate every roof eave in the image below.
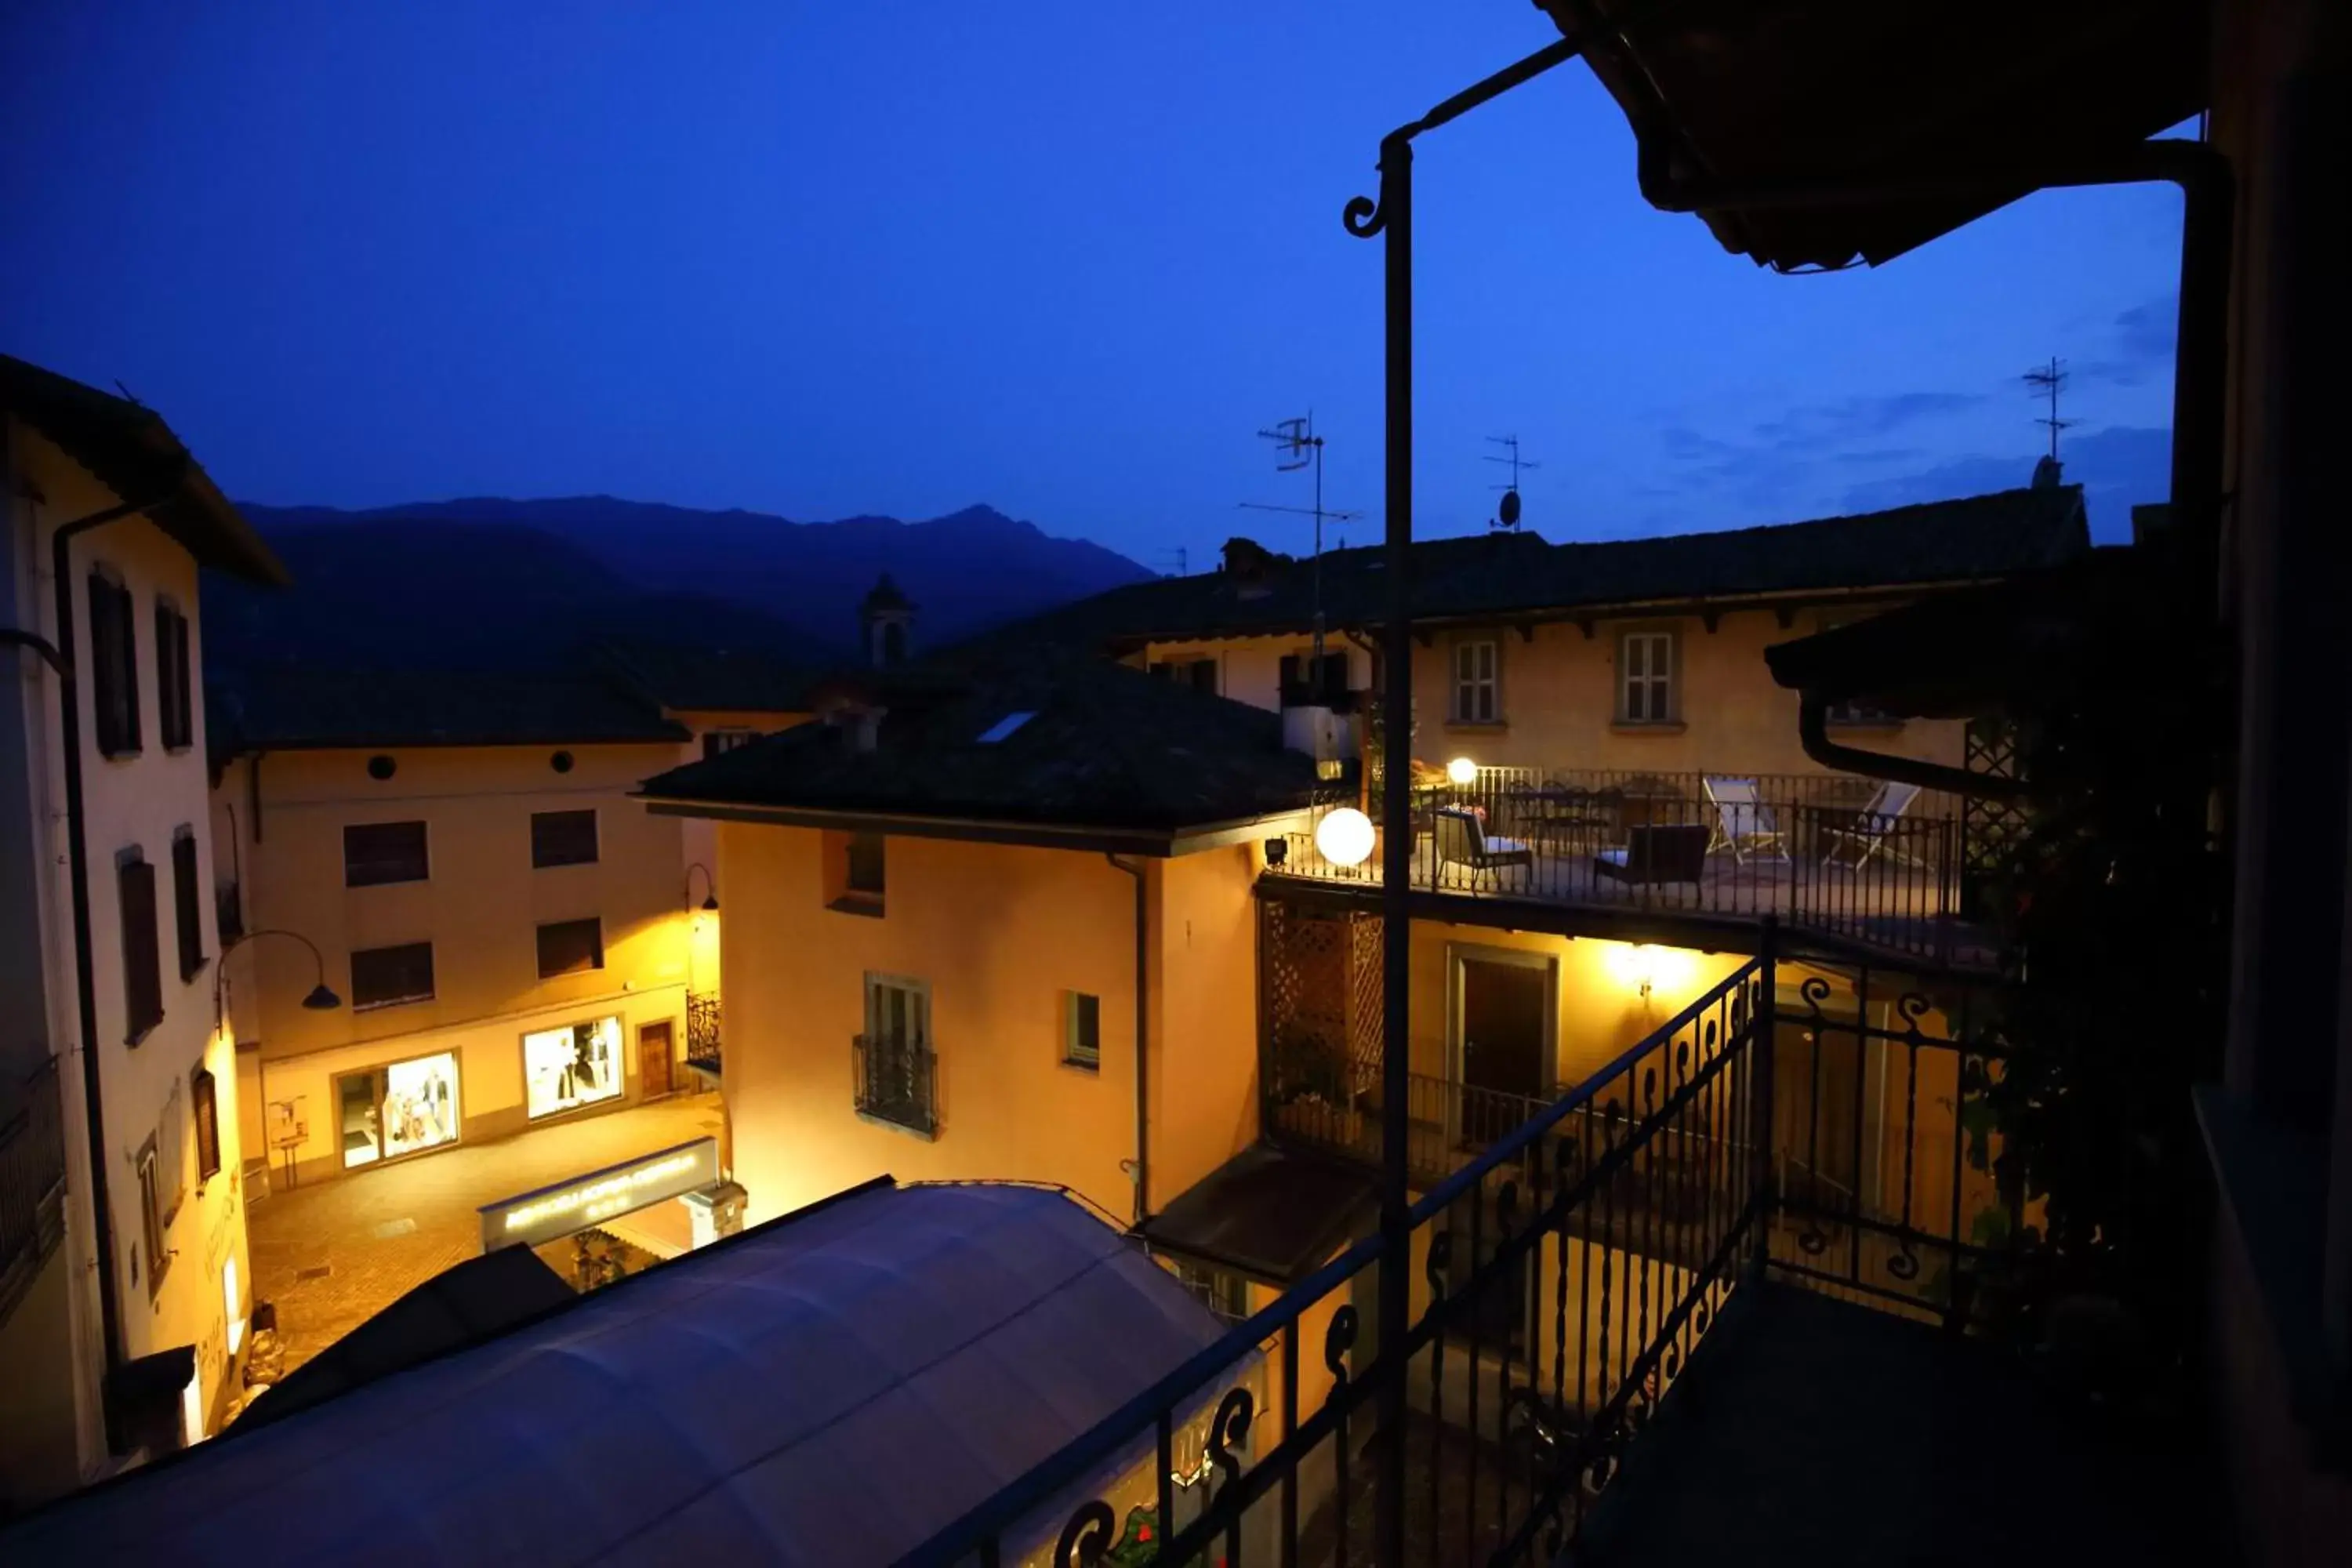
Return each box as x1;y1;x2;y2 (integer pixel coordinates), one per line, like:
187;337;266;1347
636;793;1310;858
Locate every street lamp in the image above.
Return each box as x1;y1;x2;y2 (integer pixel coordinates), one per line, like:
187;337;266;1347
215;927;342;1028
685;863;720;913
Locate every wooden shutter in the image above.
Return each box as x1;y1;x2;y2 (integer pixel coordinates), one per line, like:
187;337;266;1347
154;602;194;750
119;855;163;1044
172;831;204;982
1278;654;1301;703
535;918;605;978
529;810;599;868
192;1065;221;1182
89;573;142;757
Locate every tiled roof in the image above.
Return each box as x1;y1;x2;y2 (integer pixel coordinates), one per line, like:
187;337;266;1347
985;486;2088;650
594;635;821;714
640;643;1321;837
2;353;289;587
209;666;690;753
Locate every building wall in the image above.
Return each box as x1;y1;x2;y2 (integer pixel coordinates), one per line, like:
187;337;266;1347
716;822;1263;1227
1145;606;1966;777
663;706;807;922
5;423;253;1479
215;742;698;1181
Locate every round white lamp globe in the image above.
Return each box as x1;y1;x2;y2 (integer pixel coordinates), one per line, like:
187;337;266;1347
1446;756;1479;786
1315;807;1376;868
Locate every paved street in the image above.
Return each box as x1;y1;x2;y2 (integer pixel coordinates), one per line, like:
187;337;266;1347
246;1093;725;1377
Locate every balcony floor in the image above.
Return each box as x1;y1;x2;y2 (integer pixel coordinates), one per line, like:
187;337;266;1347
1577;1279;2233;1566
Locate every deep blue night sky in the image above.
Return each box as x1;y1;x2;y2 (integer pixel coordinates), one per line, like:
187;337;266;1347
2;2;2187;568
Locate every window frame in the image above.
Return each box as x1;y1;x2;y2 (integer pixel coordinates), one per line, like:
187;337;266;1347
1063;989;1102;1071
191;1062;222;1184
343;820;430;888
136;1137;168;1298
1617;628;1679;724
701;728;759;760
154;597;194;752
1173;1259;1252;1326
157;1076;187;1225
1450;637;1501;725
858;972;936;1135
89;568;141;759
521;1014;626;1121
529;808;601;869
118;848;164;1046
335;1050;463;1168
350;940;437;1011
535;916;606;980
172;826;205;982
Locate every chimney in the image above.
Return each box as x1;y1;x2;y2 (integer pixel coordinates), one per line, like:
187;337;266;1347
859;574;916;668
1222;537;1280;601
2030;454;2063;490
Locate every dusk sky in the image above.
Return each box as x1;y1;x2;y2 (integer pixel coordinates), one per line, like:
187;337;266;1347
2;2;2187;571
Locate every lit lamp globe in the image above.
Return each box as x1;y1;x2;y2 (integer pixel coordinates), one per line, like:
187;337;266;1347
1315;807;1376;868
1446;757;1479;786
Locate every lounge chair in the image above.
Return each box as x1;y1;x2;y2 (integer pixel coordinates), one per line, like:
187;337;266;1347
1592;824;1711;887
1433;807;1534;891
1703;775;1791;865
1822;781;1924;869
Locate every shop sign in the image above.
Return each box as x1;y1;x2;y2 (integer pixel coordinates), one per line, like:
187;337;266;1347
478;1137;718;1251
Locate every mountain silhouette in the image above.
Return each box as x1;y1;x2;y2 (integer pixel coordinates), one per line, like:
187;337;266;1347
206;497;1152;674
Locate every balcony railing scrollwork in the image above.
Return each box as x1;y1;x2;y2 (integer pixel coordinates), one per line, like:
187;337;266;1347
854;1031;938;1138
684;989;722;1078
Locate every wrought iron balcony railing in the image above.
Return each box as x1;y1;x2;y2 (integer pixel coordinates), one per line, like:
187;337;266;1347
1276;767;1984;967
685;990;722;1077
1;1056;68;1325
906;962;1773;1566
854;1031;938;1138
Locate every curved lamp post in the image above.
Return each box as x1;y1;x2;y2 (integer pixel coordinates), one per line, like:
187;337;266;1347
684;862;720;913
215;927;343;1027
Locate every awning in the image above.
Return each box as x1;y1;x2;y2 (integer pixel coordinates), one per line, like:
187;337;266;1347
1141;1143;1379;1286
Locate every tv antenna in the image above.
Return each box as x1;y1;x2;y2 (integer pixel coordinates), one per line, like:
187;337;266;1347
1243;412;1359;659
2024;358;2076;461
1484;434;1540;529
1154;547;1189;578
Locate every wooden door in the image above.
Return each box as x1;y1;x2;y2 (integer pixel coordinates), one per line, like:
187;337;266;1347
638;1021;675;1099
1461;958;1548;1147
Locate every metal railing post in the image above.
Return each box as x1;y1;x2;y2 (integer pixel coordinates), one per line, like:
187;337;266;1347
1751;916;1779;1284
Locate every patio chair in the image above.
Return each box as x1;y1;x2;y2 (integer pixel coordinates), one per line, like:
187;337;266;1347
1592;824;1710;887
1432;806;1534;891
1702;775;1791;865
1821;780;1925;869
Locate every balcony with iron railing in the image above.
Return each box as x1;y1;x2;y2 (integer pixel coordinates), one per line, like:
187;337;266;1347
2;1056;68;1326
684;990;723;1082
1271;768;1991;970
908;937;2215;1566
855;1031;938;1138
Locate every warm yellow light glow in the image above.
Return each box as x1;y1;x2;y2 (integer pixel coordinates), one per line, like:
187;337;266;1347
1603;942;1699;1000
1316;808;1376;868
1446;756;1479;786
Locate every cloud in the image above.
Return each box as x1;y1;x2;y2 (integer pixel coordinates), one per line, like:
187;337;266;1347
1753;390;1984;452
1838;423;2172;542
2075;295;2178;388
1646;390;1984;514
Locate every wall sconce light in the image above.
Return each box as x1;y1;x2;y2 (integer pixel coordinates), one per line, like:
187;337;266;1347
1264;837;1289;867
685;862;720;913
1446;756;1479;786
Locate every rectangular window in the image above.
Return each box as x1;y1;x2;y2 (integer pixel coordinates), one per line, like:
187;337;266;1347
1619;630;1678;723
523;1016;625;1119
191;1063;221;1183
1451;639;1500;724
172;828;204;982
530;809;600;869
136;1138;167;1296
702;729;757;760
826;830;887;913
157;1077;186;1223
1064;990;1102;1070
154;600;193;750
858;974;935;1134
88;569;141;759
350;942;436;1010
118;850;163;1045
344;820;429;887
1278;652;1350;707
1151;657;1221;695
535;916;604;978
336;1051;461;1168
1174;1260;1252;1327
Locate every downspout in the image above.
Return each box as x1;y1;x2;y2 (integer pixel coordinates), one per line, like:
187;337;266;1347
1107;854;1148;1225
44;485;178;1449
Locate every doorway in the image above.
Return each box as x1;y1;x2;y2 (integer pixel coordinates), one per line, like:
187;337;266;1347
638;1021;675;1100
1450;946;1558;1148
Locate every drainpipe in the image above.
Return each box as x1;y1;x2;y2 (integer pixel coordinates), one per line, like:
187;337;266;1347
42;485;177;1450
1106;855;1148;1225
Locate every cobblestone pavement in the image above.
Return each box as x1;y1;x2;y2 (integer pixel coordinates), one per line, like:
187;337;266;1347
246;1093;725;1376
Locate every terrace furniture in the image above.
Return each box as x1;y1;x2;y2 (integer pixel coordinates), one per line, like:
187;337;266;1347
1592;823;1711;887
1433;806;1535;891
1703;775;1791;865
1821;781;1926;869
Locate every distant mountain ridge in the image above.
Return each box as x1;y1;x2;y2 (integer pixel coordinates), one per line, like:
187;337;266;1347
205;496;1153;677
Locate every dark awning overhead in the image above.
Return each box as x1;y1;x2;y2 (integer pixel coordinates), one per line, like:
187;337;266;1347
1541;0;2212;270
2;353;290;586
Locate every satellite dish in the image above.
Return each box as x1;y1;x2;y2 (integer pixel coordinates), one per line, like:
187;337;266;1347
1497;488;1522;528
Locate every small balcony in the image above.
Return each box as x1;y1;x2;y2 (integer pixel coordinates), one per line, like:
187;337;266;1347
684;990;723;1085
854;1031;938;1138
1272;768;1993;969
1;1057;67;1325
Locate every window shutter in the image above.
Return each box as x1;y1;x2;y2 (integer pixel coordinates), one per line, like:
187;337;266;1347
90;574;143;757
1278;655;1301;702
192;1066;221;1182
172;831;204;982
119;855;163;1044
1319;653;1349;706
1189;659;1218;695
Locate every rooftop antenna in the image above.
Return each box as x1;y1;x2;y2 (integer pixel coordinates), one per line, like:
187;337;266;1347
2024;357;2076;462
1154;547;1190;578
1243;412;1359;662
1484;434;1540;529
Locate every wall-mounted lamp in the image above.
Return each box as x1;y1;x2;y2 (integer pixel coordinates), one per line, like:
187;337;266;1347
1263;837;1289;867
685;863;720;913
216;927;343;1029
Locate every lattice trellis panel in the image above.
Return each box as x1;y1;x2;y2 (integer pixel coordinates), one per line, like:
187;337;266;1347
1261;902;1382;1107
1961;717;2030;911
